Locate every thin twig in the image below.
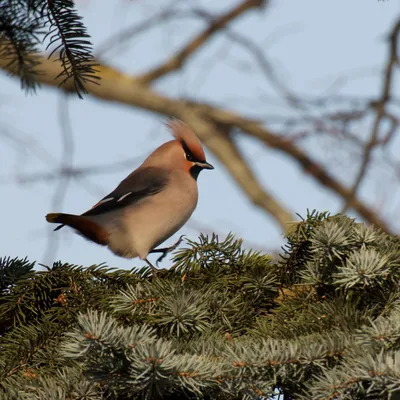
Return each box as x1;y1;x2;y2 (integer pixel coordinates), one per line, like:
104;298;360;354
190;8;302;109
193;105;394;233
137;0;266;84
0;33;393;233
2;155;144;184
96;8;179;58
341;18;400;213
43;94;75;266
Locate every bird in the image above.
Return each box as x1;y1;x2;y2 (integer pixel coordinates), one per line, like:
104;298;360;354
45;120;214;272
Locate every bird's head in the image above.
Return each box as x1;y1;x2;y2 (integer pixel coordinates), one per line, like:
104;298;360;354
169;120;214;179
145;120;214;180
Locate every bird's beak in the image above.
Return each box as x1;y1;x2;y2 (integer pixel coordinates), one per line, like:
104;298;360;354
195;161;214;170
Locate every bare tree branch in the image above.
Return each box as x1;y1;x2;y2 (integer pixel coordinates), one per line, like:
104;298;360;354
188;104;394;233
0;155;144;185
44;94;74;265
342;18;400;212
96;8;179;58
0;33;393;233
175;114;294;228
189;8;301;108
0;37;295;231
137;0;266;84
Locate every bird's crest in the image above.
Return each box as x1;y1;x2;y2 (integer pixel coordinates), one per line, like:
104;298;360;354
168;120;206;162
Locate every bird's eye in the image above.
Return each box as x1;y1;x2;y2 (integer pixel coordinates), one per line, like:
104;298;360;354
185;152;195;162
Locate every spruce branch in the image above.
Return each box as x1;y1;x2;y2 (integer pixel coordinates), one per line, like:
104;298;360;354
0;0;43;92
0;256;35;294
2;213;400;398
44;0;99;98
334;248;390;290
0;0;98;97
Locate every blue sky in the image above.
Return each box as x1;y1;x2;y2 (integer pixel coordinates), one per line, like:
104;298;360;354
1;0;399;270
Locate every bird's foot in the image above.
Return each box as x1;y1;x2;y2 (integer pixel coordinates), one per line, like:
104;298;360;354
144;258;160;275
149;235;186;267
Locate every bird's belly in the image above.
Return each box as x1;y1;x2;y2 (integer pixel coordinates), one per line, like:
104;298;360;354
118;194;196;259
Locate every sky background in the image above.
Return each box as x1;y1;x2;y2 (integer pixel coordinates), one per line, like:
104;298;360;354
1;0;399;270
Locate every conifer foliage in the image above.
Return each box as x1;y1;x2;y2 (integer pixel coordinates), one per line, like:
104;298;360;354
0;0;98;96
1;212;400;399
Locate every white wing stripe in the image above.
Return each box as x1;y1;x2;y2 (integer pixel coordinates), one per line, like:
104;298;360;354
99;197;114;204
118;192;132;202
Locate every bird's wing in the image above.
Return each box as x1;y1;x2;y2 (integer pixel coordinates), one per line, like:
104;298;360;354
82;166;170;217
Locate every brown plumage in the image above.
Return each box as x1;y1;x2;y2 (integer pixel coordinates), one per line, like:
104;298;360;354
46;213;108;245
46;120;214;269
168;120;206;162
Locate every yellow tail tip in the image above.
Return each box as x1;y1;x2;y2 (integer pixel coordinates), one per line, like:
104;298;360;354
46;213;61;223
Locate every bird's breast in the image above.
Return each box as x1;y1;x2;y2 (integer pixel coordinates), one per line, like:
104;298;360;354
121;176;198;259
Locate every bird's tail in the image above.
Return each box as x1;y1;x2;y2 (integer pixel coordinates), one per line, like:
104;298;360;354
45;213;109;245
46;213;66;231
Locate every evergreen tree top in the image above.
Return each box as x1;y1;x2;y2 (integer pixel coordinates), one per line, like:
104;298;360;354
1;211;400;399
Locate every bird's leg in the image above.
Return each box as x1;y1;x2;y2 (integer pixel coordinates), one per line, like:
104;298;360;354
144;258;159;275
149;235;186;266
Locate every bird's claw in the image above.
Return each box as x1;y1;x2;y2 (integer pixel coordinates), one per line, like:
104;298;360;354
150;235;186;267
144;258;159;275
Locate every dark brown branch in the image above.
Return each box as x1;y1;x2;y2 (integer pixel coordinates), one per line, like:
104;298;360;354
0;39;392;233
96;9;180;58
342;18;400;212
167;113;294;230
190;8;301;108
1;156;144;185
189;104;394;234
44;94;74;265
137;0;266;84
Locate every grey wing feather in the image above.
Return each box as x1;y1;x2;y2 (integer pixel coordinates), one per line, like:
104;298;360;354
82;166;170;216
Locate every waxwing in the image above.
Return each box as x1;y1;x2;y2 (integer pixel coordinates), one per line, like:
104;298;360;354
46;120;214;271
